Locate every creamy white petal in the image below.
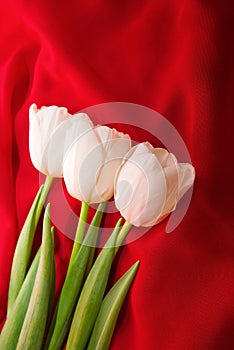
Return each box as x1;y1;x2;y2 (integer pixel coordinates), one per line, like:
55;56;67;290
63;125;131;203
30;104;70;151
114;141;195;227
43;113;93;177
63;129;103;202
29;107;44;172
29;103;73;176
146;145;170;167
115;143;167;227
177;163;195;201
94;126;131;201
153;149;179;215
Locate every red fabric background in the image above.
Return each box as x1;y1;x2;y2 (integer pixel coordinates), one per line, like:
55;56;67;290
0;1;234;349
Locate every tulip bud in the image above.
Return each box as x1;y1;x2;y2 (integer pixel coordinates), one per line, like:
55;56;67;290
114;142;195;227
63;126;131;203
29;103;93;177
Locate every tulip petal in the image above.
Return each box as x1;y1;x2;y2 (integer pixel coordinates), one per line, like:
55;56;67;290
115;141;196;227
63;126;104;202
29;104;71;175
94;126;131;202
115;143;167;227
29;106;44;172
42;113;93;177
63;125;131;203
177;163;195;201
29;104;70;148
147;145;170;166
29;104;92;177
153;149;179;216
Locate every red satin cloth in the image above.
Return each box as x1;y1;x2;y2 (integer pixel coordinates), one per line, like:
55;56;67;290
0;1;234;349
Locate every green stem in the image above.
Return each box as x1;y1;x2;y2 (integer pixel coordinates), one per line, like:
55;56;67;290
84;202;106;272
68;202;90;271
114;221;133;256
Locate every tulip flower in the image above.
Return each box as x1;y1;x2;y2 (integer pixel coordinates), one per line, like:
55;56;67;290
114;142;195;227
29;103;93;177
63;125;131;203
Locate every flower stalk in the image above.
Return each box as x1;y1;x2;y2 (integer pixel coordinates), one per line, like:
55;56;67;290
68;201;90;271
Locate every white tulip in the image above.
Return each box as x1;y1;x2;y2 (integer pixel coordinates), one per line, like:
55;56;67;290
114;142;195;227
63;126;131;203
29;103;93;177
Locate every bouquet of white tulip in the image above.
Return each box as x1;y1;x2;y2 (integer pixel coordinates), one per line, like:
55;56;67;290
0;104;195;350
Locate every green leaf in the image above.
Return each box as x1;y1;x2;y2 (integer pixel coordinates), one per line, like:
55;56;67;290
84;244;97;277
0;247;41;350
7;176;53;314
66;219;122;350
87;261;140;350
45;203;105;350
16;204;54;350
47;227;56;325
